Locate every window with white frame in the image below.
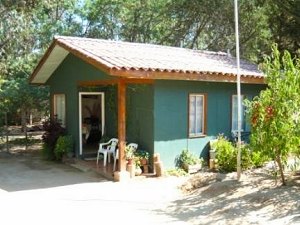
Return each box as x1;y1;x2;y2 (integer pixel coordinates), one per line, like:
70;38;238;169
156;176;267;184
231;95;247;132
53;94;66;127
189;94;206;137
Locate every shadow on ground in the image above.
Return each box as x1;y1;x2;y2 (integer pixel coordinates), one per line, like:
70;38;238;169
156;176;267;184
0;152;107;192
154;172;300;224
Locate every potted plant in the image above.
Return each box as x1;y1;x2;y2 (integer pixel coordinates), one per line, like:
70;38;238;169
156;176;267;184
125;145;135;165
134;156;142;176
175;149;203;174
136;150;150;165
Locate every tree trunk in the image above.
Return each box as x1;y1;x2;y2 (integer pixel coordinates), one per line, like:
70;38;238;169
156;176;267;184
21;111;28;151
275;154;286;186
21;111;26;132
29;112;33;125
5;112;9;152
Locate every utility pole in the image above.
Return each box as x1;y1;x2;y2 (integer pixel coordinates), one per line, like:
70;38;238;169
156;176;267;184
234;0;242;180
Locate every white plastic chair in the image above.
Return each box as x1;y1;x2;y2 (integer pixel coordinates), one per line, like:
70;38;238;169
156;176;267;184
113;143;138;171
97;138;118;167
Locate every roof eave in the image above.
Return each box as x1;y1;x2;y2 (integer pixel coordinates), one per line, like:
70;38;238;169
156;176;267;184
110;68;265;84
29;39;58;84
29;37;113;84
55;39;112;75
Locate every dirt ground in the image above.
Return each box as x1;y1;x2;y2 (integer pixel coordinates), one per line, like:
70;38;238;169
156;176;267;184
0;131;300;225
0;152;188;225
176;169;300;225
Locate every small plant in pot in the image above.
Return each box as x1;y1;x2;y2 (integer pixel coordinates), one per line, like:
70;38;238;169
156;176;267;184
125;145;135;165
176;149;203;174
136;150;150;165
134;156;142;176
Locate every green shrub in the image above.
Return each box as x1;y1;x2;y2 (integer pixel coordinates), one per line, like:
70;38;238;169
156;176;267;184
175;149;203;170
42;119;66;160
241;144;253;170
212;135;237;172
166;168;188;177
251;149;269;167
213;135;269;172
54;135;73;161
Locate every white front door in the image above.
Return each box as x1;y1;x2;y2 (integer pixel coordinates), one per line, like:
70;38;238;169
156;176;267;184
79;92;105;156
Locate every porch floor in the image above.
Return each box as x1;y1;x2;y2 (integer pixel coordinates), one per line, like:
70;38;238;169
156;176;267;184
72;157;156;181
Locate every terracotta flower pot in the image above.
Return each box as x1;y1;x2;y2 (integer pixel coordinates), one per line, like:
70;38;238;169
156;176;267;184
140;158;148;165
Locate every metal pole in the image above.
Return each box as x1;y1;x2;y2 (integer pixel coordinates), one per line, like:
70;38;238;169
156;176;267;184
234;0;242;180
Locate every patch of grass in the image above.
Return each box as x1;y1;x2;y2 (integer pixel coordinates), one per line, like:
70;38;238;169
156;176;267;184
166;168;188;177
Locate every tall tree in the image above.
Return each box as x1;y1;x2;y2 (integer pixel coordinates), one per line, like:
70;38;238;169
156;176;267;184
161;0;272;62
245;45;300;185
265;0;300;57
1;0;299;129
0;0;80;126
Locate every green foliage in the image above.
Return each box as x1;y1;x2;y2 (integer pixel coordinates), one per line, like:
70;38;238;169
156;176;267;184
251;150;270;168
240;144;253;170
166;168;188;177
0;1;78;125
212;135;237;172
125;145;135;160
0;74;49;125
245;45;300;185
175;149;203;169
54;135;73;161
0;0;299;130
42;119;66;160
264;0;300;58
79;0;272;63
135;149;150;160
212;135;260;172
134;156;141;169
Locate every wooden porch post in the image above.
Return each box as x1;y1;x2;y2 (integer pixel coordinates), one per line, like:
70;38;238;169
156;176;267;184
114;79;130;181
118;80;126;171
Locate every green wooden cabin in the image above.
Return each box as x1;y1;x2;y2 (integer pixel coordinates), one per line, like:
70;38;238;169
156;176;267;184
30;36;265;171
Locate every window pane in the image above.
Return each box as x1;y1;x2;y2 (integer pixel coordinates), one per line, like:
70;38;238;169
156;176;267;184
232;95;244;131
54;94;66;127
232;95;238;131
189;94;204;136
196;96;203;134
189;96;196;134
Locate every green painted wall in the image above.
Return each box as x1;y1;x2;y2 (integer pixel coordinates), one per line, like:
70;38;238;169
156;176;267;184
46;53;116;156
46;52;264;169
153;80;265;169
127;85;154;157
103;86;118;139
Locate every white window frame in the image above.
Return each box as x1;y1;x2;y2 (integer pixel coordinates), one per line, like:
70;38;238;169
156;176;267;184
53;94;66;127
189;94;206;137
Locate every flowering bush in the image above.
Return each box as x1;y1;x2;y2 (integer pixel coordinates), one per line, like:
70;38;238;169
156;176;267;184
245;45;300;185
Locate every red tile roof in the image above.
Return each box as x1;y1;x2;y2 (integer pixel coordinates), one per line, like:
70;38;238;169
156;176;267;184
30;36;264;84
